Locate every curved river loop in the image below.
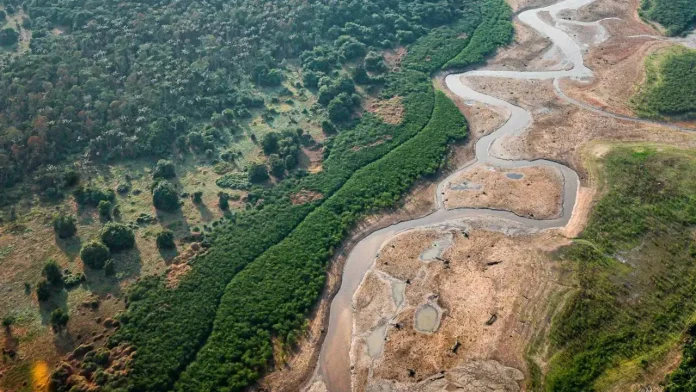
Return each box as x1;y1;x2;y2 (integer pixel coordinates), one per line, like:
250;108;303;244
314;0;696;390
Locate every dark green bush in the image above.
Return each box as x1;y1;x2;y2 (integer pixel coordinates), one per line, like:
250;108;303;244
153;181;179;211
36;280;51;302
42;260;63;286
80;241;110;269
153;160;176;179
156;230;175;249
247;163;269;183
73;185;115;207
53;214;77;239
100;222;135;252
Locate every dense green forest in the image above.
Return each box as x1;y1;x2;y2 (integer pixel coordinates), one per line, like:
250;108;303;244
639;0;696;36
631;46;696;120
544;147;696;391
0;0;481;194
11;0;513;390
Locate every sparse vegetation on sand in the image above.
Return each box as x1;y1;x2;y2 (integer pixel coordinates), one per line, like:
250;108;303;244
545;147;696;391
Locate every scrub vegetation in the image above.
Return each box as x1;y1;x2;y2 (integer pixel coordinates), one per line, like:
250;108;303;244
545;147;696;391
631;46;696;120
639;0;696;36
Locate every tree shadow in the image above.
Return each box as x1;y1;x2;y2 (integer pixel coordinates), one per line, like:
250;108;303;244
194;202;215;222
82;246;142;299
53;331;77;355
158;247;179;265
155;207;191;238
3;327;19;354
55;236;82;262
38;289;68;326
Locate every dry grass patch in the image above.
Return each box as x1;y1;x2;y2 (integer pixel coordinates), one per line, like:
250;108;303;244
365;96;405;125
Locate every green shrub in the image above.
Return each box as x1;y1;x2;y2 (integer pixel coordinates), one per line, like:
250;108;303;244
640;0;696;36
73;185;115;207
247;163;269;183
153;181;179;211
50;308;69;332
545;148;696;390
53;214;77;239
156;230;175;249
104;260;115;276
631;47;696;119
153;160;176;179
100;222;135;252
80;241;110;269
42;260;63;286
98;200;112;217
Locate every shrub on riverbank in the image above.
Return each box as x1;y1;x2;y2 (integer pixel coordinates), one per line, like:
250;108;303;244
631;46;696;120
545;147;696;390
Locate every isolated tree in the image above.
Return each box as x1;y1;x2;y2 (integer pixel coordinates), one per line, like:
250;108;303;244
152;181;179;211
247;163;269;183
42;260;63;286
153;159;176;179
53;214;77;239
156;229;175;249
191;191;203;204
218;192;229;211
2;315;15;330
100;222;135;251
80;241;110;269
50;308;69;333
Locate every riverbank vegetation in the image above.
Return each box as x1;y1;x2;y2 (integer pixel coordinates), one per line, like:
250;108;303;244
544;146;696;391
631;46;696;120
639;0;696;36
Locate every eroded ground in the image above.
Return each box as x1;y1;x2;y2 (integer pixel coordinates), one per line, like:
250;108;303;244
350;225;571;391
443;164;563;219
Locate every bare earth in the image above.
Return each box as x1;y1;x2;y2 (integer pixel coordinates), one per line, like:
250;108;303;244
443;164;563;219
351;225;571;391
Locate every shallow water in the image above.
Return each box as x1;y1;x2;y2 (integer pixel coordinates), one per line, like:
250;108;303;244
450;181;483;190
506;173;524;180
366;324;388;357
391;281;406;308
419;234;454;261
414;305;439;333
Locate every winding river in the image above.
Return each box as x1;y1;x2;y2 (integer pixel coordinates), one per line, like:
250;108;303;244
314;0;694;390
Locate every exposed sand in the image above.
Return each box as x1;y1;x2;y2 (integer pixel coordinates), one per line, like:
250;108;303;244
351;226;570;391
443;164;563;219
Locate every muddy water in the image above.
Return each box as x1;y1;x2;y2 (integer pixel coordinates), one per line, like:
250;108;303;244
315;0;692;390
